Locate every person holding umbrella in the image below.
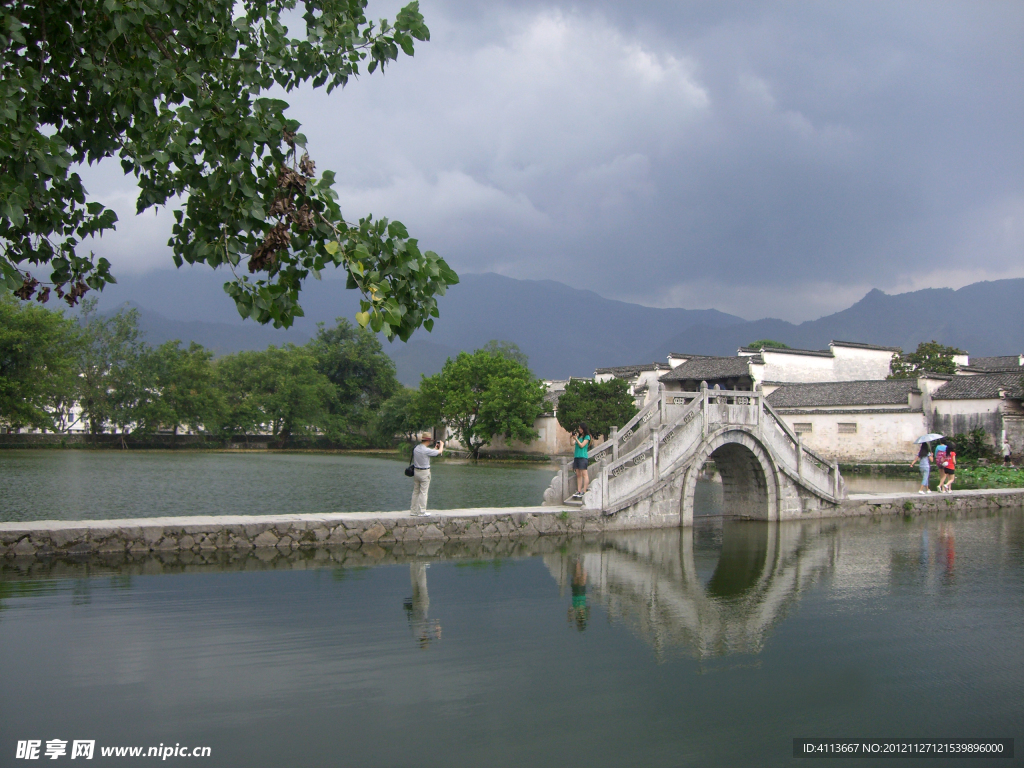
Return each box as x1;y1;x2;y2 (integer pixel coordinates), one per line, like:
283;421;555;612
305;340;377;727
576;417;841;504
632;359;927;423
912;433;942;494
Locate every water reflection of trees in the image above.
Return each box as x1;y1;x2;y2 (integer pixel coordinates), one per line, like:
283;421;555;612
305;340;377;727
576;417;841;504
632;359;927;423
544;521;839;660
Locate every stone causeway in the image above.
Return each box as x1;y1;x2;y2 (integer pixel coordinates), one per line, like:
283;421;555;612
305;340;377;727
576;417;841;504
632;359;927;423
1;489;1022;559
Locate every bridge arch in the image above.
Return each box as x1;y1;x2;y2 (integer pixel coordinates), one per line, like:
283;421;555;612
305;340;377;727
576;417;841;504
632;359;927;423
680;427;780;526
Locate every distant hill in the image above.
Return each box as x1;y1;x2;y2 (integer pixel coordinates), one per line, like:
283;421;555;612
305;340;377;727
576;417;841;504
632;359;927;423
93;269;1024;383
94;269;744;383
643;279;1024;360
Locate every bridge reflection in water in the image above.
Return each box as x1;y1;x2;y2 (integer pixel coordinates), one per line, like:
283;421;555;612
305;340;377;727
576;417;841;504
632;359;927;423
543;519;838;660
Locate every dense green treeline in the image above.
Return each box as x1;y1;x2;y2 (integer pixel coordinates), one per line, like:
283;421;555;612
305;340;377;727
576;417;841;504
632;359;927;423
0;297;556;452
0;294;410;446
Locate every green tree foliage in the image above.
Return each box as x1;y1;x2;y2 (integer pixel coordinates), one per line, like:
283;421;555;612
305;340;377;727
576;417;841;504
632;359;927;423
371;387;429;448
950;428;995;462
136;341;223;436
0;294;79;430
418;350;546;459
555;378;638;439
478;340;529;368
888;341;965;378
308;317;398;440
75;299;147;436
1;0;457;338
747;339;790;349
216;345;332;441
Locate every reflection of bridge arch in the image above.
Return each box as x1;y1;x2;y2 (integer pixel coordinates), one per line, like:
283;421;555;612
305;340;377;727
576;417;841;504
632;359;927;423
680;427;779;526
544;522;837;659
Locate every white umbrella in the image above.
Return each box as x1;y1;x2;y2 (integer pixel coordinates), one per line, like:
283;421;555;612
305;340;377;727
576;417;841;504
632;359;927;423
915;433;943;444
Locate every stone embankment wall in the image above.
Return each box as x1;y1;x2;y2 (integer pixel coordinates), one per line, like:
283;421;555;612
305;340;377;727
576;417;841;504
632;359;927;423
834;488;1024;519
2;489;1022;559
0;509;609;559
0;535;570;579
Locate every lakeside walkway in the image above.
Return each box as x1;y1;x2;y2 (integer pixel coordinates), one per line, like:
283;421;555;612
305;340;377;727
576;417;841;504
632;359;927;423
2;488;1022;558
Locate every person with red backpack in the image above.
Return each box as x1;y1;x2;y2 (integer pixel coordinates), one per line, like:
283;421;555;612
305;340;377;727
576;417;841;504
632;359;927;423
936;440;957;492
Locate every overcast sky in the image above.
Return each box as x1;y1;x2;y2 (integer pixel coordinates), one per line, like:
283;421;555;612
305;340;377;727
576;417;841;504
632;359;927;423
79;0;1023;322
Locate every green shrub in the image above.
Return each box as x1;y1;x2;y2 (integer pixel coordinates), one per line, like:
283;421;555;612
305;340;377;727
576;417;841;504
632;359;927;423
950;428;996;461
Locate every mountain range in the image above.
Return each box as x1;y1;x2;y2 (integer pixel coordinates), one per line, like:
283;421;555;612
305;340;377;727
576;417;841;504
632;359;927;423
92;268;1024;385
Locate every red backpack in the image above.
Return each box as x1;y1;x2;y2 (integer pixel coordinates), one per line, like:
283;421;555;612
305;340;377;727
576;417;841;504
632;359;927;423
935;446;947;466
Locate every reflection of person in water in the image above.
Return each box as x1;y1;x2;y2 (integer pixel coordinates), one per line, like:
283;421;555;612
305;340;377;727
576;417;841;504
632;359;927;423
403;562;442;649
567;555;590;631
938;524;956;575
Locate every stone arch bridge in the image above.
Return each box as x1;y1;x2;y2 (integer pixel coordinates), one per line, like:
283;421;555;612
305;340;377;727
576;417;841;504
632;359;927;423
545;383;846;527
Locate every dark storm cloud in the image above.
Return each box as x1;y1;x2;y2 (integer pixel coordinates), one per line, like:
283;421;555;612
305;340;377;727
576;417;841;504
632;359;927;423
83;0;1024;321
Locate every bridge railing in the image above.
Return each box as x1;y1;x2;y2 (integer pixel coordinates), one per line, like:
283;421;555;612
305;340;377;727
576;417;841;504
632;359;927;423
761;400;842;499
555;395;664;503
594;391;706;511
588;395;663;466
559;381;844;509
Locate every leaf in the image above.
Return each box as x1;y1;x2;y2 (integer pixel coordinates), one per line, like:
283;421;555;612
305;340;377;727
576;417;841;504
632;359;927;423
355;311;370;327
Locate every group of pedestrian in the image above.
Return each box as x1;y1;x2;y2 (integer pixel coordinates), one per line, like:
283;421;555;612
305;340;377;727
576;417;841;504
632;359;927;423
910;438;957;494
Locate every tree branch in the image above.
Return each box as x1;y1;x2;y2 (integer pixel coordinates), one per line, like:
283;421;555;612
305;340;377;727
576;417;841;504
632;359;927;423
143;22;174;61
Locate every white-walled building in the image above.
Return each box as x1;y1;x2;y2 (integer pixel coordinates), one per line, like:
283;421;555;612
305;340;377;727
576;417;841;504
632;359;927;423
595;342;1024;463
765;379;926;462
930;372;1024;450
594;363;670;407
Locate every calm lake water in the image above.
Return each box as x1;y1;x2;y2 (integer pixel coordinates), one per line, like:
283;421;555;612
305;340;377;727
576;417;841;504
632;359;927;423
1;510;1021;767
0;450;935;523
0;451;558;522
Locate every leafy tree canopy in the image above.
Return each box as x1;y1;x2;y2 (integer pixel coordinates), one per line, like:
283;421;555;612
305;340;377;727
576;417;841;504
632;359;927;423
75;298;148;435
747;339;790;349
1;0;457;339
888;341;965;378
418;350;546;459
479;340;529;369
136;340;223;435
555;378;637;439
309;318;399;409
371;387;430;448
216;345;333;440
308;316;398;439
0;293;79;430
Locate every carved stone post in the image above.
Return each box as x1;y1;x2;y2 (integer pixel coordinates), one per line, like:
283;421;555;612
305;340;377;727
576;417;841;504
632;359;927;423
652;427;661;483
610;426;619;461
701;381;708;439
600;462;610;511
796;433;804;478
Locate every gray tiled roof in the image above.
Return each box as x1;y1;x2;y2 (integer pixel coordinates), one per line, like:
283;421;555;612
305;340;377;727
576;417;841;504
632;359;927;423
931;372;1024;400
738;346;833;358
967;356;1022;372
766;379;919;408
594;363;666;376
660;355;756;382
830;340;902;352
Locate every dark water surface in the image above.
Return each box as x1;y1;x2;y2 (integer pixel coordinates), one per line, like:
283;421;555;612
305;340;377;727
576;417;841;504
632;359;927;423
2;510;1022;767
0;451;557;522
0;450;939;523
